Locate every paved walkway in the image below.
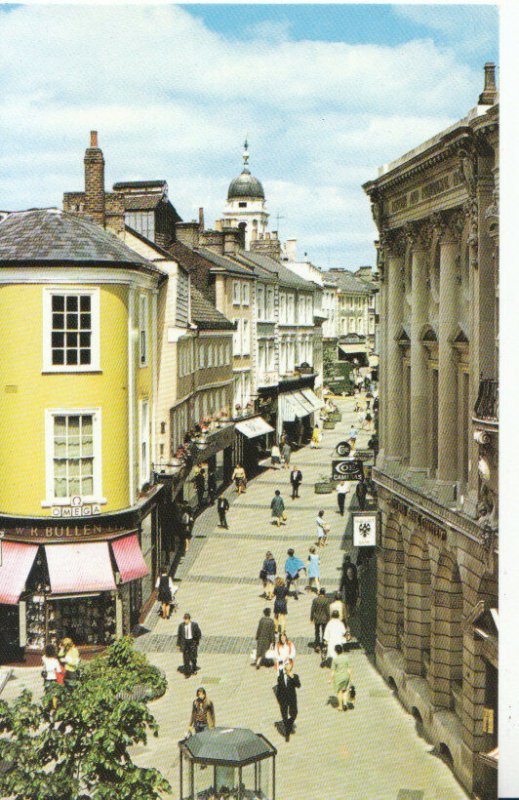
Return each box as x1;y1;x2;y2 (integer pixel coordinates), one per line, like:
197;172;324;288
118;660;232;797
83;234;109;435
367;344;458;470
2;396;470;799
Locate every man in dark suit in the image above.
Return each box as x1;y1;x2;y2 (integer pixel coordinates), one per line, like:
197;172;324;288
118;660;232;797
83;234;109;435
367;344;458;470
177;613;202;677
275;659;301;741
289;466;303;499
217;495;230;528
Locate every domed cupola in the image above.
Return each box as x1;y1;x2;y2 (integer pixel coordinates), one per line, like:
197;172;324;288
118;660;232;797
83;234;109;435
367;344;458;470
227;140;265;200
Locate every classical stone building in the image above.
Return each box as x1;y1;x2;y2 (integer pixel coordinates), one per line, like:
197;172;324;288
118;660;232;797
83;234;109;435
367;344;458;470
363;64;498;798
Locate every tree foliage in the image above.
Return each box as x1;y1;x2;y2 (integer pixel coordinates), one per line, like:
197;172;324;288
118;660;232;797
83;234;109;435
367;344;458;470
0;638;171;800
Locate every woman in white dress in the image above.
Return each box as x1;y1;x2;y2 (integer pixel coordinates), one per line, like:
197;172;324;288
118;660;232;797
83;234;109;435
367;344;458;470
323;609;347;662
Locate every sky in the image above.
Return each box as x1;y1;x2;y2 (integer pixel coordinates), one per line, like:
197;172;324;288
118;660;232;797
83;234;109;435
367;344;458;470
0;3;499;269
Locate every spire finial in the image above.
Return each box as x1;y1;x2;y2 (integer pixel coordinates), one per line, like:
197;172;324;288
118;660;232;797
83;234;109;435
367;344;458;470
243;137;249;168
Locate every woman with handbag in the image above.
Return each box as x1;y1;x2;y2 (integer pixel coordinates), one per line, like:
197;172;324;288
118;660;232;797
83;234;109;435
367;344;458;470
316;510;329;548
273;576;289;635
330;644;352;711
260;551;277;600
275;632;296;674
270;490;286;526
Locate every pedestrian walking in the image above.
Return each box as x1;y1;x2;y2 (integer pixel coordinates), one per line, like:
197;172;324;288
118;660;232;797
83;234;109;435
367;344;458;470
347;425;358;448
177;613;202;677
306;546;321;593
285;549;306;598
329;590;347;623
310;425;321;448
273;577;289;635
310;587;330;650
336;480;348;516
356;478;368;510
259;551;277;599
330;645;352;712
255;608;276;669
323;610;347;666
194;466;206;509
232;463;247;494
275;659;301;741
270;489;286;526
341;565;360;616
58;637;80;686
155;569;177;619
42;643;64;703
289;466;303;499
189;688;215;733
217;495;230;528
316;509;329;548
275;632;296;673
282;441;292;468
271;442;281;467
181;506;194;554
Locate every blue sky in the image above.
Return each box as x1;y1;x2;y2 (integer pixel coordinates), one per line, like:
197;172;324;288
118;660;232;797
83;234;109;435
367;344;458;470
0;4;499;268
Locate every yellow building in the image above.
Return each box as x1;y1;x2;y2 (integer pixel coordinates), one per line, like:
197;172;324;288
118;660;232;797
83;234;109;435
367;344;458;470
0;207;166;661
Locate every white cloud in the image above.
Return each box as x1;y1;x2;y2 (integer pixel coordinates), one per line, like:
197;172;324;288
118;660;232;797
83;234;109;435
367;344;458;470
0;4;493;266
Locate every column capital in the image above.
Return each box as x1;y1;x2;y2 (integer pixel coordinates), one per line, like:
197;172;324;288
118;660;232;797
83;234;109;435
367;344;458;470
431;209;464;244
380;228;406;258
407;220;433;252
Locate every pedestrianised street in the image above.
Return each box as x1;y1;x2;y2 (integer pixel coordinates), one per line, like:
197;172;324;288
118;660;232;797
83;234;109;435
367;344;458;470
3;397;471;800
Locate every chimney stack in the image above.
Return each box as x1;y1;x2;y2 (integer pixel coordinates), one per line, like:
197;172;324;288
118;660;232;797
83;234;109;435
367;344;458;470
285;238;297;261
479;62;497;105
84;130;105;226
199;207;205;231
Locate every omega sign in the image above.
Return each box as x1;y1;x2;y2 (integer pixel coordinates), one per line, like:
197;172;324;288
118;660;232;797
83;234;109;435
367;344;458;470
51;496;101;518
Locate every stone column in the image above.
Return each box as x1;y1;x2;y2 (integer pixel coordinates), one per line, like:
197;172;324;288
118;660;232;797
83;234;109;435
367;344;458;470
385;242;405;459
409;227;430;469
437;214;461;481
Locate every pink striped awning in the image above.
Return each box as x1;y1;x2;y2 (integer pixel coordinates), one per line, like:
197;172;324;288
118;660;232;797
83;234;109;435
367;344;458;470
111;535;149;584
0;542;38;605
45;542;116;594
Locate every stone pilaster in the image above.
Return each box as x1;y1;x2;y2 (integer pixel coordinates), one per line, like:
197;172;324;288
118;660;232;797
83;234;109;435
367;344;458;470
436;212;462;482
385;235;406;460
409;224;430;469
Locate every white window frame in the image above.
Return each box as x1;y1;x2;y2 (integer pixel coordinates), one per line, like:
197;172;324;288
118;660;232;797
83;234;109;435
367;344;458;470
233;319;242;356
266;287;274;320
44;408;103;506
257;285;265;320
242;282;250;306
232;281;241;306
306;296;313;323
207;342;213;367
199;343;205;369
43;288;100;373
139;294;149;367
139;398;150;488
242;319;250;356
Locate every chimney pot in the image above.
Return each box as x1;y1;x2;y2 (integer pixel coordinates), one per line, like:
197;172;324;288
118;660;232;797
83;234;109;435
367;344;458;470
90;131;98;147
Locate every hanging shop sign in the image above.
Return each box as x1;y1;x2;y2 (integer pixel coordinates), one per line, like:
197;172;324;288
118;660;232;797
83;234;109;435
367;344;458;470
332;459;364;482
352;512;379;547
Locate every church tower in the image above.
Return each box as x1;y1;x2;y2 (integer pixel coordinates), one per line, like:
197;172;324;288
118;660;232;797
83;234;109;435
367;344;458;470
221;140;269;249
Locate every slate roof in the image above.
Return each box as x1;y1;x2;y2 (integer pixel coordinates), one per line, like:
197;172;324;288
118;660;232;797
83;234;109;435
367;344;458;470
0;209;165;277
326;269;372;294
123;194;164;211
190;286;234;331
239;251;313;290
167;242;251;277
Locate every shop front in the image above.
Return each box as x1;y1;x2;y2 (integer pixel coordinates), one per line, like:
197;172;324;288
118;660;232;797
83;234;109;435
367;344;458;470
181;424;236;512
235;416;275;477
277;383;323;444
0;486;164;665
